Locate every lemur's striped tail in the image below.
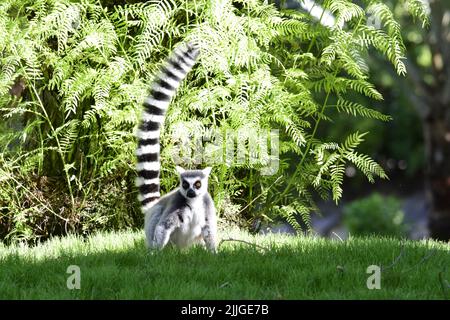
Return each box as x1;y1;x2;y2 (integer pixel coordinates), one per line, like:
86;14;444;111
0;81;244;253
136;42;199;213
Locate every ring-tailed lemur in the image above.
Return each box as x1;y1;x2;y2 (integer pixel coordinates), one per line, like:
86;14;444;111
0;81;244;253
136;42;217;252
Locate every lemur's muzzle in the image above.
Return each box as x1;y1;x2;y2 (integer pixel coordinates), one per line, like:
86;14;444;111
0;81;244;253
187;189;196;198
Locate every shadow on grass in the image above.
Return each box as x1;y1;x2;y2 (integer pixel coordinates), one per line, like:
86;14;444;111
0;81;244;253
0;235;449;299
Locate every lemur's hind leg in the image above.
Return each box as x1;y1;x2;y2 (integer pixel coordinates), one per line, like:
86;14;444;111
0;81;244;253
202;201;218;253
201;223;217;253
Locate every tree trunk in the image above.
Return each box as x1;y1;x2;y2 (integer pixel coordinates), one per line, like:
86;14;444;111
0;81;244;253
405;1;450;241
424;105;450;241
425;1;450;241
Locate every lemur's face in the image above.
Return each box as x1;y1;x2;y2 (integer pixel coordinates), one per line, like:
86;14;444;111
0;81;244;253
176;166;212;199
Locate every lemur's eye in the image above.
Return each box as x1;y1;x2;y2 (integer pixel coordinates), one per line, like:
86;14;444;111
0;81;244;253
194;181;201;189
182;180;189;189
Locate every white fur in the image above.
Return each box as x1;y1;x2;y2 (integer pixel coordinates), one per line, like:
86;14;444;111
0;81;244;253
144;97;169;110
142;112;165;123
152;84;175;97
138;192;161;202
160;75;180;89
136;129;159;140
170;198;206;248
142;200;159;213
135;177;159;187
167;66;186;80
176;166;185;174
136;144;160;155
136;161;160;171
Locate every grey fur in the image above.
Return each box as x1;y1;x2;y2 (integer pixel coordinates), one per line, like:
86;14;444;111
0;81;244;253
144;169;217;252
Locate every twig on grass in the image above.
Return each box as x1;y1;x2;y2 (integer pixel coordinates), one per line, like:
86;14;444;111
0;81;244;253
218;238;270;252
331;232;344;242
382;244;440;273
403;249;437;273
381;242;406;271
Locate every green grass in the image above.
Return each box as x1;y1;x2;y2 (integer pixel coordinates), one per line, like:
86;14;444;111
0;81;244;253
0;227;449;299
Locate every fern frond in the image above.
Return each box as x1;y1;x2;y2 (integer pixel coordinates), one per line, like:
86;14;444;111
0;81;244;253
401;0;430;27
340;131;367;154
61;67;97;118
328;0;364;29
277;204;303;234
55;119;79;153
132;0;177;66
313;152;340;187
335;98;392;121
345;151;388;183
341;78;383;100
330;163;345;203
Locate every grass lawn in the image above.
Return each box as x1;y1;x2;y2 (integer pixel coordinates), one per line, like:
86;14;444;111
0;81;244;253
0;227;449;299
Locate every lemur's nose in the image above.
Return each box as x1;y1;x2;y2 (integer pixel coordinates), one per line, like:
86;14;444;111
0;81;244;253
187;189;196;198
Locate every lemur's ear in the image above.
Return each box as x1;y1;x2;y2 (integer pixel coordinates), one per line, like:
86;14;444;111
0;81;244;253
176;166;185;174
202;167;212;176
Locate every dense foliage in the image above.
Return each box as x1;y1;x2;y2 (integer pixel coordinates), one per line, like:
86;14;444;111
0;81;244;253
0;0;428;243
